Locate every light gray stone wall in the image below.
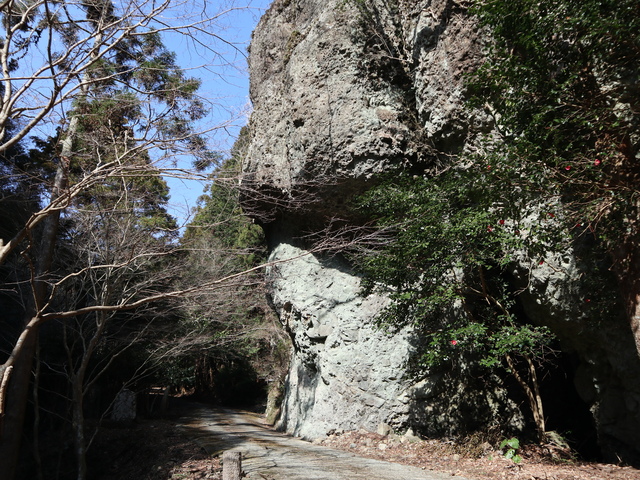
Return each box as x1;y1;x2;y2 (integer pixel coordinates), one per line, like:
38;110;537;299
267;243;415;437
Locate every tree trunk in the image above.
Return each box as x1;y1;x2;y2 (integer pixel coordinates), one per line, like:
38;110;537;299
72;380;87;480
33;339;44;480
0;326;38;480
0;155;69;480
222;451;242;480
67;311;108;480
505;353;546;443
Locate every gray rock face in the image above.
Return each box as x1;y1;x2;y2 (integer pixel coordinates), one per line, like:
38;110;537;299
267;243;410;438
514;248;640;461
246;0;408;189
266;243;523;439
243;0;484;227
244;0;640;462
111;389;136;422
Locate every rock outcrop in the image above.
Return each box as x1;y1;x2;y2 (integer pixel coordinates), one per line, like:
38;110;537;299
266;243;408;438
243;0;640;463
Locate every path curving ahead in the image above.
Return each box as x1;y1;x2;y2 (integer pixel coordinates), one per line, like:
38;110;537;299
178;404;472;480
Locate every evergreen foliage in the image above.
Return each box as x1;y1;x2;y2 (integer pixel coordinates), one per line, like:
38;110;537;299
356;0;639;440
469;0;639;247
154;127;284;403
356;170;555;380
185;126;266;269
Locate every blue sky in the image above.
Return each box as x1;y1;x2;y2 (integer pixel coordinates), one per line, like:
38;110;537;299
163;0;273;224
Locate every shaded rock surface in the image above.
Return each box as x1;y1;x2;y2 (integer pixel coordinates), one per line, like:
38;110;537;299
242;0;640;463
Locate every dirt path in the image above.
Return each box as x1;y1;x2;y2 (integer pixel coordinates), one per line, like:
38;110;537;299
178;404;471;480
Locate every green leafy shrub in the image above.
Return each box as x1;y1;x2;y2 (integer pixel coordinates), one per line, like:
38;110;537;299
354;0;638;444
468;0;640;254
355;168;558;440
499;437;522;463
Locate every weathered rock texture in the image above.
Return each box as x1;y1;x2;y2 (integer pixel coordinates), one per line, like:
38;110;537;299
266;243;525;439
267;243;408;438
243;0;640;463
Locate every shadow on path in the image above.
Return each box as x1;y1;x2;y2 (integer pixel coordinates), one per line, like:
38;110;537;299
176;402;472;480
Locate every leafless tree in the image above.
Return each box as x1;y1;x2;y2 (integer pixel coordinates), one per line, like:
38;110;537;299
0;1;254;478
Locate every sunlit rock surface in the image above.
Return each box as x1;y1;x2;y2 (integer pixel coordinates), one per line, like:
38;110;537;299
243;0;640;462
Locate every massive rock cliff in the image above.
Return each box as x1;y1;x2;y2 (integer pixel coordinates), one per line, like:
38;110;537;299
242;0;640;463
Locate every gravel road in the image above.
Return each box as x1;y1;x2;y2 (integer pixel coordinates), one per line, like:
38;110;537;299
179;404;471;480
